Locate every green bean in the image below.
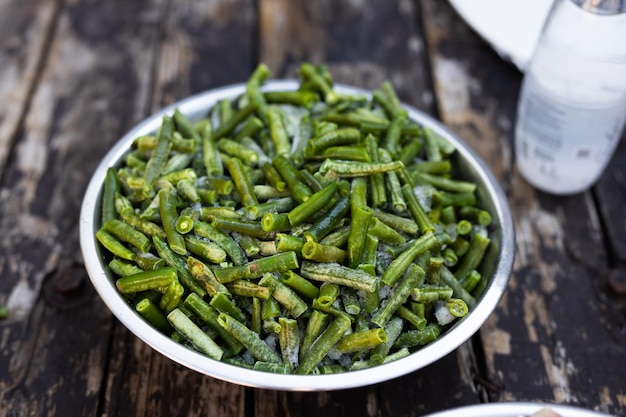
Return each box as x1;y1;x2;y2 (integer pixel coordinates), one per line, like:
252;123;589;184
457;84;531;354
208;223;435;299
455;233;490;281
394;325;440;349
413;171;476;194
427;256;443;285
227;157;258;207
459;269;482;293
295;314;351;374
153;236;206;297
102;219;151;253
168;308;224;360
305;127;361;156
227;280;270;299
301;241;347;263
261;296;281;321
458;206;492;226
217;138;258;166
183;293;244;354
423;128;443;162
446;298;469;318
184;235;226;264
319;225;350;248
340;287;361;315
440;266;476;308
300;261;377;293
173;108;201;142
133;251;166;270
119;208;167;240
109;259;144;277
369;317;404;365
299;62;338;104
398;139;423;167
319;159;403;177
251;297;262;334
267;106;291;156
158;188;186;255
261;213;291;232
159;279;185;313
247;64;270;122
304;146;369;162
411;286;453;303
272;154;312;203
264;90;317;108
244;197;295;220
288;182;338;226
102;168;120;223
136;298;173;334
143;116;173;185
335;328;387;354
261;162;286;192
211;217;273;240
302;196;349;242
275;233;305;253
259;274;308;318
115;267;177;294
210;293;246;323
367;217;406;245
214;251;299;283
96;229;136;261
212;102;257;141
299;310;328;361
402;184;436;235
380;232;438;287
383;111;408;156
186;256;230;297
348;205;372;269
372;264;424;328
193;221;247;266
371;210;418;235
315;282;340;308
218;313;281;363
279;271;319;299
278;317;300;370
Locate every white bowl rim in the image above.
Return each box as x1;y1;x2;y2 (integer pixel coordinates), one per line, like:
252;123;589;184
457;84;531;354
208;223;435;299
80;80;515;391
421;401;614;417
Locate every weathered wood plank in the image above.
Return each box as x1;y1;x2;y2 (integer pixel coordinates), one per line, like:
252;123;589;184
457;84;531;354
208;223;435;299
596;138;626;265
0;0;61;179
150;0;258;111
254;1;477;415
421;1;626;415
100;1;256;415
0;0;166;415
259;0;436;115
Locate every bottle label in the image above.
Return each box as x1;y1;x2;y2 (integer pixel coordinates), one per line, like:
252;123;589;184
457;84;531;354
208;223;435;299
516;74;626;192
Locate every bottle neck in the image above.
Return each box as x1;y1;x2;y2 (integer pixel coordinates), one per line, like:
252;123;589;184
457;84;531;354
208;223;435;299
571;0;626;14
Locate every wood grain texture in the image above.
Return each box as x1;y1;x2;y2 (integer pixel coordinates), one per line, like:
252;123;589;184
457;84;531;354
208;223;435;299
421;1;626;415
259;0;436;115
0;0;165;415
254;2;478;415
99;1;256;415
150;0;257;111
0;0;61;180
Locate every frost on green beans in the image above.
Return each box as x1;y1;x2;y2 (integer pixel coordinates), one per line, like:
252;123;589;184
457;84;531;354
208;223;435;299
96;63;493;375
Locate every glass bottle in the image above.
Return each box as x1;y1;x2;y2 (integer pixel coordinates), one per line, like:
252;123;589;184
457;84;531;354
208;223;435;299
514;0;626;195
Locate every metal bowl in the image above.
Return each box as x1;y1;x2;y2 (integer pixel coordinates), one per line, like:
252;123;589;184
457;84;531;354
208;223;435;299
80;80;515;390
421;402;613;417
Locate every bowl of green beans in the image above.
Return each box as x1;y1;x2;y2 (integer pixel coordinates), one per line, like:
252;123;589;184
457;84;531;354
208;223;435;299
80;63;515;390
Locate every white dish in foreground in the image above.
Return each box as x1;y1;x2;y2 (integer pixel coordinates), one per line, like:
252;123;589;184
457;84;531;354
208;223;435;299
448;0;554;70
423;402;613;417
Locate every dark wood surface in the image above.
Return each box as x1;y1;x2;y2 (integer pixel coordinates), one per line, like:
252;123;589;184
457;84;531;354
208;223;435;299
1;1;624;416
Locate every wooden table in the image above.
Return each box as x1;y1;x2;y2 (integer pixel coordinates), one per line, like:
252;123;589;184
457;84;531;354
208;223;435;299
1;1;625;416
